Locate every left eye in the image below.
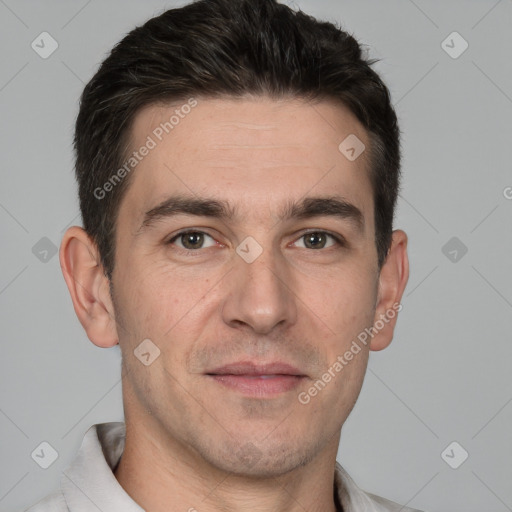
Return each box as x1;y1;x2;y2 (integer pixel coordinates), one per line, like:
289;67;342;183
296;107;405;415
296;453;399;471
293;231;341;250
168;231;217;250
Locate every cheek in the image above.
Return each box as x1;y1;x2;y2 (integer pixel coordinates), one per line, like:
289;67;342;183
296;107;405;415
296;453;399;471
305;268;377;339
117;259;216;343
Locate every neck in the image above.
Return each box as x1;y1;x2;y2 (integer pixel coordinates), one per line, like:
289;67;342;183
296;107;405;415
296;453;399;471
114;417;340;512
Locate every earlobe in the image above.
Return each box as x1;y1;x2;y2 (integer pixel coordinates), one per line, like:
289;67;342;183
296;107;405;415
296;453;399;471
59;226;119;348
369;229;409;352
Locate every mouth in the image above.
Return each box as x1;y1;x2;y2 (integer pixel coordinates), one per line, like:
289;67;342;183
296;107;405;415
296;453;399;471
206;361;307;397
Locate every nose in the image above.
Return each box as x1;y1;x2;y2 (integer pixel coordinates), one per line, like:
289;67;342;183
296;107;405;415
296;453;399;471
221;245;298;335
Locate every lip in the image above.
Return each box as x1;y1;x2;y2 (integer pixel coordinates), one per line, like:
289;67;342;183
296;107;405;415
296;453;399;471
207;361;305;376
206;361;306;397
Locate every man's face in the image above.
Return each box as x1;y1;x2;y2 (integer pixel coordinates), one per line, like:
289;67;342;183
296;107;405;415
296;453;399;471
111;97;379;476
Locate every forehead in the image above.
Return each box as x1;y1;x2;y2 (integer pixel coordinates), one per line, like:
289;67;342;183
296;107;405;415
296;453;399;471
119;96;374;229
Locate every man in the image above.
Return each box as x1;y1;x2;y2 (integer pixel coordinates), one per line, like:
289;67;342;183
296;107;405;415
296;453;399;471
26;0;418;510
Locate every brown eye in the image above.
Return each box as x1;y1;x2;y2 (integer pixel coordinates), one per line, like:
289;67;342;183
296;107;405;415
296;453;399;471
168;231;216;250
295;231;342;250
304;232;327;249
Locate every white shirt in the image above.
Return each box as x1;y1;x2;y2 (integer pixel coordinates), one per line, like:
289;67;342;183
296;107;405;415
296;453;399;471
24;422;424;512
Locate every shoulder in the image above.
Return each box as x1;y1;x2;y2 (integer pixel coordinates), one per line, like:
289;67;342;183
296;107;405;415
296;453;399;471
23;491;68;512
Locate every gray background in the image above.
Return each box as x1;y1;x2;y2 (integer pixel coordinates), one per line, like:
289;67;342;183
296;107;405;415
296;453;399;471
0;0;511;511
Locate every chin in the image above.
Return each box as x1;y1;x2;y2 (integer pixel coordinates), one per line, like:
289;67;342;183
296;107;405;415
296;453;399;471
200;437;320;478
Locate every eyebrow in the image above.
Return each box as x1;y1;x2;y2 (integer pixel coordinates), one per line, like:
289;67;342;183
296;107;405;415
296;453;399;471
137;194;365;234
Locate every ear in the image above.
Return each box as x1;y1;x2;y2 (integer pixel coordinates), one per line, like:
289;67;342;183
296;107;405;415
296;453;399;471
59;226;118;348
369;229;409;352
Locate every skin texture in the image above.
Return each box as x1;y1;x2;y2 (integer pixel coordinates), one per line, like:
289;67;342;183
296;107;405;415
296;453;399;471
60;96;409;512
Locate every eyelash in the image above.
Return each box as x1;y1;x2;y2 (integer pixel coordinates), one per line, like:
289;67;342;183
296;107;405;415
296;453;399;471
166;229;346;253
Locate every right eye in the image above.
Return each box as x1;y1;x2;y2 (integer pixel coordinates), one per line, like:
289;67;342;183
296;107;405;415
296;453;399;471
167;230;218;251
